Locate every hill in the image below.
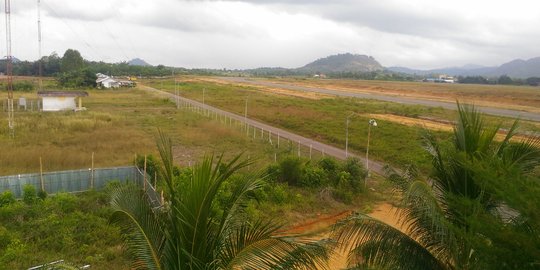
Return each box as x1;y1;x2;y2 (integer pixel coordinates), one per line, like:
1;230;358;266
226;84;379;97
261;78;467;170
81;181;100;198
388;57;540;78
128;58;151;66
297;53;383;74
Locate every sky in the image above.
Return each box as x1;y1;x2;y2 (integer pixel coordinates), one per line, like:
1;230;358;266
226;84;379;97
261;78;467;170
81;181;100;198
3;0;540;69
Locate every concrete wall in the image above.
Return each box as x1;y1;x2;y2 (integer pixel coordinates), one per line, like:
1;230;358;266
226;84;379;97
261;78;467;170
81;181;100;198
42;96;77;111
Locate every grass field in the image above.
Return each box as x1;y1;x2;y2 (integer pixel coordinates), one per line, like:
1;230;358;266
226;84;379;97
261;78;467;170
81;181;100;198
0;87;288;176
143;76;540;173
261;77;540;112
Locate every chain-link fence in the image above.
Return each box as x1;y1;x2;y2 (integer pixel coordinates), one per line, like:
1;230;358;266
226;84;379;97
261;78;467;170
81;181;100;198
0;166;159;205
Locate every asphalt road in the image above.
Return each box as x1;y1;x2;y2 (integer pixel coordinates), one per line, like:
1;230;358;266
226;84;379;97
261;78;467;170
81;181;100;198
216;77;540;122
140;84;387;175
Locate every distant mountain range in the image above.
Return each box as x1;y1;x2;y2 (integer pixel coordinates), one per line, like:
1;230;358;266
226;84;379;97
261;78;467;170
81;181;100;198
128;58;151;66
388;57;540;78
248;53;539;78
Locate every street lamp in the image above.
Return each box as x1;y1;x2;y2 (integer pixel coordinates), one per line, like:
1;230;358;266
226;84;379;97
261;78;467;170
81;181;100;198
366;119;378;174
345;113;355;158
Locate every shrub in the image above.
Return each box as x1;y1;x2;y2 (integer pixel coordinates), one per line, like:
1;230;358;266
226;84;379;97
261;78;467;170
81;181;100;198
300;166;327;188
37;190;48;200
0;191;16;207
135;154;160;182
342;158;367;192
318;157;340;185
22;185;37;204
278;156;304;186
265;164;281;182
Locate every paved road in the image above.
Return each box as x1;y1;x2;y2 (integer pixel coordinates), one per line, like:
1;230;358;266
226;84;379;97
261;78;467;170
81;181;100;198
216;77;540;122
139;84;387;175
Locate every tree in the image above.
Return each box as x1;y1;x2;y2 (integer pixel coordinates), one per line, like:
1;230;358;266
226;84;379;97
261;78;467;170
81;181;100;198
497;75;514;85
333;103;540;269
57;68;96;88
61;49;85;72
110;132;329;270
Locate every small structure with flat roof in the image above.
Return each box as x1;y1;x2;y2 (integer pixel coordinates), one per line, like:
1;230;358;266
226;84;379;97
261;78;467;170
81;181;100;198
37;91;88;112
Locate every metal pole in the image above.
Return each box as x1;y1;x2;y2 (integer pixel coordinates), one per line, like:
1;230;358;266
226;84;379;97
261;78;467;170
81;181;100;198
244;97;248;134
366;124;371;172
345;117;349;158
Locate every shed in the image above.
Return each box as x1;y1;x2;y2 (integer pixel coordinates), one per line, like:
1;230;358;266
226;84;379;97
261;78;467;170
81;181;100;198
37;91;89;111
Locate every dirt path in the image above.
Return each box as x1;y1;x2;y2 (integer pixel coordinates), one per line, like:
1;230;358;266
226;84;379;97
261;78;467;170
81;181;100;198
279;203;401;270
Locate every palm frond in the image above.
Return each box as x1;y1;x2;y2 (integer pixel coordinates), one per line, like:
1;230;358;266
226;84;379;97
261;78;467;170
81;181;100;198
221;220;331;270
333;213;448;270
110;184;165;270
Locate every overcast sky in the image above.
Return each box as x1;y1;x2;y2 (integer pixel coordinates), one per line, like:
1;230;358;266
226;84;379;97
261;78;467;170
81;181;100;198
3;0;540;69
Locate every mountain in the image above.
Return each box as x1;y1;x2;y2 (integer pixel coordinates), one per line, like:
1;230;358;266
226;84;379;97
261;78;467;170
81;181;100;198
128;58;151;66
388;58;540;78
492;57;540;78
297;53;383;74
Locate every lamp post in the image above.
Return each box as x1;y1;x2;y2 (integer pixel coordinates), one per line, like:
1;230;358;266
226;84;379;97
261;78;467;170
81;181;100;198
345;113;355;158
366;119;378;174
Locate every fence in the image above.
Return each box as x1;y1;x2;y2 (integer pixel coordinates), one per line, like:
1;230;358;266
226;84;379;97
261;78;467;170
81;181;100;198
2;98;42;112
0;166;160;206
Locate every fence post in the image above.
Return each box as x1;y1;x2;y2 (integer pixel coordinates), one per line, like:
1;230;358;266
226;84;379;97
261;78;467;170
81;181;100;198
143;155;147;190
39;157;44;192
277;132;280;148
91;152;95;189
310;144;312;160
297;141;300;157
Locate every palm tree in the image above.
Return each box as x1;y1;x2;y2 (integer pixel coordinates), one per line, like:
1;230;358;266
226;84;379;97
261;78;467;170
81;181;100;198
333;103;540;270
110;132;330;270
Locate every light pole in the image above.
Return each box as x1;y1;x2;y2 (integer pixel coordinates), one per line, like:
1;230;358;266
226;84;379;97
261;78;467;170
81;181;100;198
345;112;355;158
244;97;248;134
366;119;378;174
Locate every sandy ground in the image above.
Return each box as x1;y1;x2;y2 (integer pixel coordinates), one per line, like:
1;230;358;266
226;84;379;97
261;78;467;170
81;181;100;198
280;203;401;270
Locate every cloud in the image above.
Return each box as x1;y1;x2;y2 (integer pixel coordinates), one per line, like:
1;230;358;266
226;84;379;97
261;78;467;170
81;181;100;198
5;0;540;69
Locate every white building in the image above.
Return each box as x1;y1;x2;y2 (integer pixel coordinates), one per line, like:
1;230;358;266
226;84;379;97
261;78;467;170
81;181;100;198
97;76;120;88
37;91;88;111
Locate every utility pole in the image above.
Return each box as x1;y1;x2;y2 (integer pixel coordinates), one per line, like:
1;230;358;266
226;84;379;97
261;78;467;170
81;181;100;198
37;0;43;91
366;119;378;174
5;0;14;136
244;97;248;134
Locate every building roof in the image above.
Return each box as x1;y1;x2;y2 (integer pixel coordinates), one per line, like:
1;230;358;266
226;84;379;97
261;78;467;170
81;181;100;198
37;91;89;97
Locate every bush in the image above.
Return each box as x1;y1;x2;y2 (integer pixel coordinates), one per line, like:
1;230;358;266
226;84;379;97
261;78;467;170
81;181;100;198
278;156;305;186
135;154;160;182
342;158;367;192
22;185;37;204
299;166;327;188
318;157;340;185
37;189;48;200
0;191;16;207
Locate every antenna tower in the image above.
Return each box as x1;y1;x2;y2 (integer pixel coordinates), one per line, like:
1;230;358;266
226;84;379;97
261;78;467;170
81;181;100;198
5;0;14;136
37;0;43;90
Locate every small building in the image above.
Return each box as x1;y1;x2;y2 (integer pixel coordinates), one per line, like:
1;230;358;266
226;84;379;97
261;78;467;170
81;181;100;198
37;91;88;112
97;76;120;88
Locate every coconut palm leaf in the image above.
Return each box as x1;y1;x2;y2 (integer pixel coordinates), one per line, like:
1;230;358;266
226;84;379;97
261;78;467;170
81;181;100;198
110;184;166;270
334;213;448;270
220;220;330;270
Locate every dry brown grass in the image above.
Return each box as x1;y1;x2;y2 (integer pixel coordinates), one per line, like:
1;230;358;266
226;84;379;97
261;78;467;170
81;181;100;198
241;77;540;113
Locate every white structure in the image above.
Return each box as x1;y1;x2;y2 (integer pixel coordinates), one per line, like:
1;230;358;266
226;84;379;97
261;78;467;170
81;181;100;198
97;76;120;88
96;73;135;88
37;91;88;111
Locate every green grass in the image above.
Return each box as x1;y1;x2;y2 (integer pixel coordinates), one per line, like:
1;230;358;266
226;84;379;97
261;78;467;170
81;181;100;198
0;88;291;175
0;189;129;269
145;77;539;174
